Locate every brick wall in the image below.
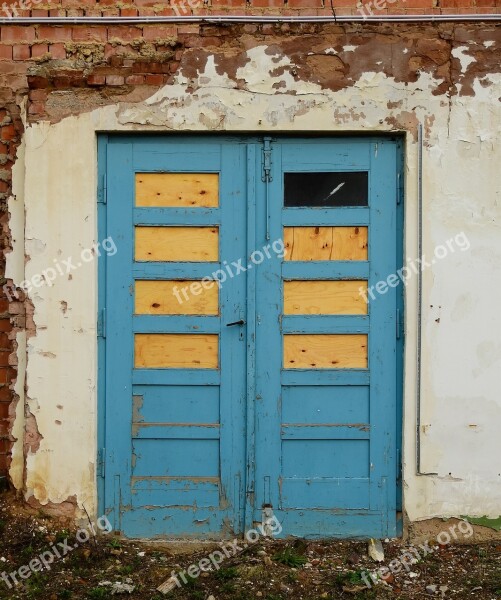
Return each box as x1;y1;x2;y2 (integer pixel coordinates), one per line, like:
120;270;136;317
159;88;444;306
0;96;21;486
0;0;500;18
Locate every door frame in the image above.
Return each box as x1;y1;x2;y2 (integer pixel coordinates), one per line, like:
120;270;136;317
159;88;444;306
96;133;405;537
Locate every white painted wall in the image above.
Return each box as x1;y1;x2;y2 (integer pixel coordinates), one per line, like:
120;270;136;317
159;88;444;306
8;45;501;523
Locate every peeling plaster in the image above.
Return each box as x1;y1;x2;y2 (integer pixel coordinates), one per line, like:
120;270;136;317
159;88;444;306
11;40;501;524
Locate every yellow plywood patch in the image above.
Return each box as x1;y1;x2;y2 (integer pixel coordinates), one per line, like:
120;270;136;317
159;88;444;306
283;334;368;369
284;227;368;261
135;227;218;262
135;280;219;315
135;334;218;369
284;280;368;315
135;173;219;207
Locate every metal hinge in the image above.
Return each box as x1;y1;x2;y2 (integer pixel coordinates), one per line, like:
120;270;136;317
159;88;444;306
98;448;105;478
262;137;273;183
97;308;106;338
98;173;107;204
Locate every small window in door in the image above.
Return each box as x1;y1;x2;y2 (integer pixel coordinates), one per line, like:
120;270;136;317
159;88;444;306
284;172;368;207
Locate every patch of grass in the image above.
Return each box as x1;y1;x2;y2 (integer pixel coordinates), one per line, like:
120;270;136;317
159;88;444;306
334;570;366;586
119;564;134;575
108;537;122;549
220;581;237;593
87;588;111;599
215;566;239;581
272;547;307;567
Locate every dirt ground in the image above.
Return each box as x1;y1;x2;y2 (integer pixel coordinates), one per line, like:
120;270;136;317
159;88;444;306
1;490;500;600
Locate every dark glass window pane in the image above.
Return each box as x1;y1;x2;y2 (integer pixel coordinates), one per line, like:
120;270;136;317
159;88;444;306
284;172;368;207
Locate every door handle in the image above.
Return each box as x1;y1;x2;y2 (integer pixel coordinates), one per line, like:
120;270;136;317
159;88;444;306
226;319;245;327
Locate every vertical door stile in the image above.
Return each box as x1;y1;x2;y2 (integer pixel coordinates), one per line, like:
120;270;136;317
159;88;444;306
244;143;258;531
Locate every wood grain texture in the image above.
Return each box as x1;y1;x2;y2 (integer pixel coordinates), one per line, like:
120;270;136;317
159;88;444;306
135;334;218;369
135;173;219;207
284;280;368;315
135;280;219;315
284;227;368;261
135;227;219;262
283;334;368;369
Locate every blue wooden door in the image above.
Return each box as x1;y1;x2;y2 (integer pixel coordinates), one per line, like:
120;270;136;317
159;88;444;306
252;138;401;538
100;136;402;538
102;137;248;537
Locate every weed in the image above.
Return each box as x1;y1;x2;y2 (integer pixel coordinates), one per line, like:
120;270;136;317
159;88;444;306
215;566;239;581
55;529;71;545
87;588;110;599
272;547;307;567
334;570;366;586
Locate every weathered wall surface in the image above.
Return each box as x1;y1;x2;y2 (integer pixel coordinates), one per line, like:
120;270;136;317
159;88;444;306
1;20;500;525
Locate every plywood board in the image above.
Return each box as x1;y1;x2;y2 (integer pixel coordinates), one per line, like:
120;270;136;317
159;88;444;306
135;227;219;262
284;227;368;261
284;280;368;315
135;280;219;315
283;334;368;369
135;173;218;207
135;334;218;369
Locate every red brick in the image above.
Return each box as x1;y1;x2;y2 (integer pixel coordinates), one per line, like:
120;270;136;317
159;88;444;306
125;74;145;84
0;46;13;60
0;352;10;367
87;73;106;86
31;44;49;58
142;25;178;40
12;45;30;60
0;320;11;333
37;26;73;42
49;43;67;59
106;74;125;86
0;386;12;402
253;0;285;6
0;402;10;419
0;125;16;141
107;26;143;42
145;73;164;85
0;438;11;453
120;7;138;14
1;27;36;43
31;8;49;16
72;26;108;42
29;88;47;101
0;453;11;473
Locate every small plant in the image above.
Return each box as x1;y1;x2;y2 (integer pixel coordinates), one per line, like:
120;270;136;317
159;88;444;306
334;570;366;586
108;537;122;549
215;566;239;581
87;588;110;599
55;529;71;544
272;547;307;567
120;564;134;575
